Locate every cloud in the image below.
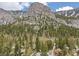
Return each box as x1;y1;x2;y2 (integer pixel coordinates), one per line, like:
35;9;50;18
19;2;31;11
19;2;31;8
0;2;30;10
56;6;74;11
0;2;22;10
0;2;48;11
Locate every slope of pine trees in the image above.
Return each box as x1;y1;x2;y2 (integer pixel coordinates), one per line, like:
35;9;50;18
0;15;79;56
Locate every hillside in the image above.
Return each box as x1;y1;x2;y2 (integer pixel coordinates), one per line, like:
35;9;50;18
0;2;79;56
55;8;79;28
0;8;15;24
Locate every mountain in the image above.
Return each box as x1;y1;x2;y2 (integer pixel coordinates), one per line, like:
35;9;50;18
0;2;79;29
19;2;57;27
56;8;79;18
0;8;27;25
55;8;79;28
27;2;55;18
10;2;79;29
0;8;15;25
8;10;27;18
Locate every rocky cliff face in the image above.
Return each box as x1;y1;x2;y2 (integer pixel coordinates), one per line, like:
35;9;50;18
27;2;55;19
22;2;57;27
0;8;15;24
56;8;79;17
55;8;79;28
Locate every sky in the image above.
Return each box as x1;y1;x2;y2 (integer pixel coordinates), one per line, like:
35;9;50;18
0;2;79;12
48;2;79;12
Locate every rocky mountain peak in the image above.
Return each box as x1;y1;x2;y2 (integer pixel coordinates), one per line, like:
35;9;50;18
27;2;55;18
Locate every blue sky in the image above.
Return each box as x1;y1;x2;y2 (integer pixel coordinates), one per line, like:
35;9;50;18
48;2;79;12
0;2;79;12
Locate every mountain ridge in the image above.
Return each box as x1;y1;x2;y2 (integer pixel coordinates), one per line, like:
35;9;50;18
0;2;79;28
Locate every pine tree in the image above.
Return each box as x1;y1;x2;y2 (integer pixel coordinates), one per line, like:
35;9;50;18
41;42;48;56
35;36;40;52
29;34;33;49
46;40;53;50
